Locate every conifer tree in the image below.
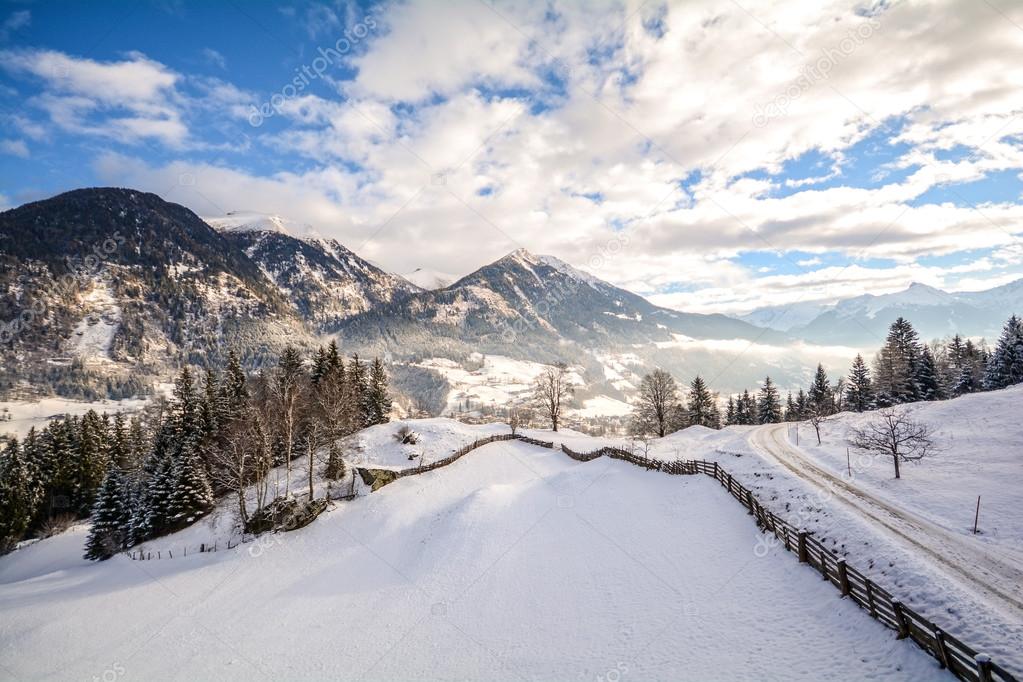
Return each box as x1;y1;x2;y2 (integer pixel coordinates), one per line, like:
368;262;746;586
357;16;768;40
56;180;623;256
873;317;922;404
222;350;249;416
756;377;782;424
784;392;796;421
983;315;1023;390
84;468;130;560
916;346;944;401
807;364;834;414
364;358;393;426
348;354;369;428
0;438;37;551
686;376;721;429
725;396;736;425
845;354;874;412
794;389;809;420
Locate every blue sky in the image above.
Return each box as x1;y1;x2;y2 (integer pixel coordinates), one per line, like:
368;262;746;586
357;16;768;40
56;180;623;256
1;0;1022;313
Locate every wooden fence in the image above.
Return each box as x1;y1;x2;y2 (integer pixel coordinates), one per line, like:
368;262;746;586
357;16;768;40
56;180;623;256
558;443;1016;682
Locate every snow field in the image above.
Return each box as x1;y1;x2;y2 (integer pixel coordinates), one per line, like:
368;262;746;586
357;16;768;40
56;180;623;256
0;440;941;680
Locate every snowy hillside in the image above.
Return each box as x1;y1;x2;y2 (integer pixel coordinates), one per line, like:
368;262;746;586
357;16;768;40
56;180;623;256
782;384;1023;554
0;432;942;680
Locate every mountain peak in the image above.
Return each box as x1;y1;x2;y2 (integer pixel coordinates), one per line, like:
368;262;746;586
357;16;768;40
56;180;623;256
504;247;539;264
204;211;299;235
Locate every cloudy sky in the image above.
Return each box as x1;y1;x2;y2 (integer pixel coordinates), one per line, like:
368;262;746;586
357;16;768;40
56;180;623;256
1;0;1022;314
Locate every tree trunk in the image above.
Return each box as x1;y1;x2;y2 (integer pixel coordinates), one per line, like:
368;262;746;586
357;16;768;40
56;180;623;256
893;454;901;479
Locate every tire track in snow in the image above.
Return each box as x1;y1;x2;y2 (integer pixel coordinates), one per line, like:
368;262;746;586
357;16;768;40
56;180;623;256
749;423;1023;619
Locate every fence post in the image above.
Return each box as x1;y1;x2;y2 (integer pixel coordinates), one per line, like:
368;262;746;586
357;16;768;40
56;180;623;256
865;580;877;618
712;461;719;479
798;531;808;563
933;628;951;669
837;558;850;596
745;489;754;515
891;600;910;640
975;654;993;682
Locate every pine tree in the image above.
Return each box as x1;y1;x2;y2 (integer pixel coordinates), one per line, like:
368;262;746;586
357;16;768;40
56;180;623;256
74;410;110;514
348;354;369;428
794;389;809;420
873;317;922;404
916;346;944;401
983;315;1023;390
756;377;782;424
686;376;721;429
736;389;757;425
222;350;249;416
725;396;736;425
0;438;37;550
167;441;213;526
84;468;130;560
364;358;393;426
784;392;796;421
807;364;833;414
845;354;874;412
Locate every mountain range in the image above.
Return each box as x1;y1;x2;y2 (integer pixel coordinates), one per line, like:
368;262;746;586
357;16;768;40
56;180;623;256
740;281;1023;346
1;187;1020;411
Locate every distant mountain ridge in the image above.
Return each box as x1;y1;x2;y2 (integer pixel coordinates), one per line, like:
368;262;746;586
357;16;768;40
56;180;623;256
6;187;1017;407
741;280;1023;346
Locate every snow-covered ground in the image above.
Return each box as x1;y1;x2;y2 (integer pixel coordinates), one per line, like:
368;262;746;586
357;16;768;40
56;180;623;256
0;396;149;440
70;282;122;364
0;437;941;680
792;385;1023;553
3;385;1021;679
413;354;585;415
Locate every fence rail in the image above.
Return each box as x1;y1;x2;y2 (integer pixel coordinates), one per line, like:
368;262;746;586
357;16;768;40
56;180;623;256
557;442;1016;682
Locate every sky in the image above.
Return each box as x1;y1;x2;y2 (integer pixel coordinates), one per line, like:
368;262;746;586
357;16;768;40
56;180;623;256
1;0;1022;315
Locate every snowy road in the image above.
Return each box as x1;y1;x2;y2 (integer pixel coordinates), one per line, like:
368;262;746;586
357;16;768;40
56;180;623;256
749;423;1023;620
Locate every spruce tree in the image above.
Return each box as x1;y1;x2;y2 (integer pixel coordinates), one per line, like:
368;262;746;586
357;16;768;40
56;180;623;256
84;468;130;560
348;354;369;428
845;354;874;412
0;438;37;550
983;315;1023;390
873;317;922;404
916;346;944;401
686;376;721;429
725;396;736;425
756;377;782;424
222;350;250;416
784;392;796;421
794;389;809;420
365;358;393;426
807;364;833;414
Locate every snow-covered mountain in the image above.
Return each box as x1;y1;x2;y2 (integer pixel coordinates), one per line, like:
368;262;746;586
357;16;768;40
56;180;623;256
741;281;1023;346
0;188;305;398
217;227;420;330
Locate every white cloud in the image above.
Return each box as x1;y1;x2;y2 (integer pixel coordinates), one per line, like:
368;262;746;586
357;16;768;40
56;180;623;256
1;48;187;146
0;138;28;158
14;0;1023;312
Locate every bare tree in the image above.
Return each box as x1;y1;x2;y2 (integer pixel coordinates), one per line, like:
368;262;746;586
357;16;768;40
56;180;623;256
807;405;829;445
631;368;680;437
210;408;265;525
849;408;935;479
532;363;573;432
508;408;522;435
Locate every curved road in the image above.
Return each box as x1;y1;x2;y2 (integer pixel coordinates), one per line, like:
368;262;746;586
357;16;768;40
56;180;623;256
749;422;1023;619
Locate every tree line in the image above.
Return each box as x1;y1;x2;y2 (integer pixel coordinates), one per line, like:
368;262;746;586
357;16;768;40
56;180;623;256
631;313;1023;437
0;342;393;559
